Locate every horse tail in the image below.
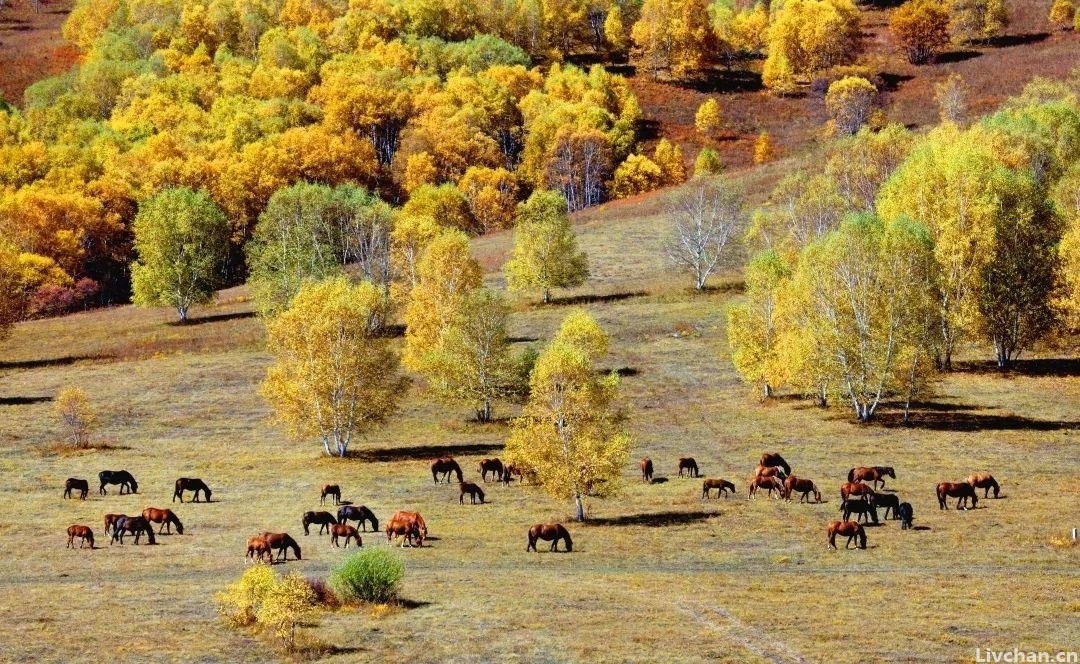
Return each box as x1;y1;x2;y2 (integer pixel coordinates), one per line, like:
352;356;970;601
847;468;855;483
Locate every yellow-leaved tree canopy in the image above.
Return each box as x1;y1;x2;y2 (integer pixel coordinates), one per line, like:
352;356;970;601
504;190;589;303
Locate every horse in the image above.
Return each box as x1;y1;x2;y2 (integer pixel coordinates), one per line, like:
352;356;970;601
702;478;736;499
103;513;126;535
827;521;866;550
640;457;654;483
502;464;528;486
142;507;184;534
259;532;302;561
302;511;337;535
330;523;362;548
320;484;341;506
386;511;426;547
748;475;784;499
869;492;901;520
677;457;700;478
337;505;379;532
64;478;89;500
172;478;212;503
937;482;978;510
759;453;791;476
459;481;486;504
526;523;573;552
782;476;821;503
431;457;463;484
98;470;138;496
898;502;914;530
246;536;272;563
753;465;787;480
111;516;156;545
841;498;879;524
967;473;1000;498
848;466;895;490
840;482;875;503
66;525;94;549
478;458;504;482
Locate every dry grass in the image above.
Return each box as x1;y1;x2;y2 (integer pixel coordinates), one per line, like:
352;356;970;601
0;0;77;106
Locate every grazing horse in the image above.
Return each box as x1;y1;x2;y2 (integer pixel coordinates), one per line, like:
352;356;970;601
459;481;486;504
388;511;427;545
748;475;784;499
841;498;879;524
677;457;700;478
330;523;362;548
386;511;426;547
840;482;876;503
111;516;156;545
246;536;272;563
759;453;791;476
66;525;94;549
783;476;822;503
526;523;573;552
259;532;302;561
753;465;787;480
103;513;126;535
142;507;184;534
848;466;896;490
337;505;379;532
898;502;914;530
702;478;736;499
172;478;212;503
967;473;1000;498
431;457;463;484
827;521;866;550
320;484;341;506
99;470;138;496
869;493;901;520
640;457;654;483
937;482;978;510
302;511;337;536
64;478;89;500
478;459;504;482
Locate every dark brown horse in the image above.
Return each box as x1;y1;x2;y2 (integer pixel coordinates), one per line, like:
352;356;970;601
478;458;504;482
431;457;463;484
320;484;341;506
330;523;362;548
848;466;895;490
827;520;866;549
783;476;822;503
259;532;302;561
337;505;379;532
142;507;184;534
173;477;212;503
759;453;791;476
99;470;138;496
702;478;736;498
937;482;978;510
840;482;876;503
64;478;89;500
502;464;529;486
246;536;272;563
869;492;901;519
967;473;1000;498
459;481;486;504
753;465;787;480
677;457;700;478
526;523;573;552
386;511;427;547
640;457;654;483
841;498;878;524
66;525;94;549
302;511;337;535
111;516;156;545
103;513;125;535
748;475;784;499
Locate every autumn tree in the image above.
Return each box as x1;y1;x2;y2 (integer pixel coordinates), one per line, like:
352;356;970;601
762;0;861;92
55;386;98;449
545;128;613;212
949;0;1009;44
825;76;877;136
130;188;230;324
505;190;590;303
753;132;775;165
262;277;407;458
653;138;687;186
612;153;664;196
390;213;443;294
695;98;722;140
457;166;520;233
1048;0;1076;29
401;184;476;234
890;0;951;64
750;172;847;251
664;177;746;290
631;0;715;80
825;124;914;214
727;249;792;399
0;240;26;342
504;311;631;521
256;573;319;652
935;73;968;124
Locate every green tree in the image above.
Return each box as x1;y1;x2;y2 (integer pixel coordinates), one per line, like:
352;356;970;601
694;147;724;175
0;240;27;342
504;190;589;303
727;249;793;398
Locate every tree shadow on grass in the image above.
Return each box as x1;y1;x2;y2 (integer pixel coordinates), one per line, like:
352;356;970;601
0;355;111;370
0;395;52;405
954;358;1080;378
986;32;1049;48
679;69;763;94
874;411;1077;432
585;511;719;528
936;50;982;64
167;311;255;326
543;291;648;306
349;442;503;462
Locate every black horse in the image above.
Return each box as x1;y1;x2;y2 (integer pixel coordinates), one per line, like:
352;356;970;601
841;498;879;525
99;470;138;496
337;505;379;532
173;478;212;502
898;502;914;530
64;478;89;500
870;492;901;520
110;516;156;545
302;511;337;536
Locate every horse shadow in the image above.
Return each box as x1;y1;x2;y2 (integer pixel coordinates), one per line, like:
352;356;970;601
910;526;932;531
337;499;354;506
586;511;718;528
649;476;669;485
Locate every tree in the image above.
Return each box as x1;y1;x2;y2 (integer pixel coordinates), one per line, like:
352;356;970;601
653;138;686;186
256;573;319;652
890;0;951;64
261;277;407;458
753;132;775;165
825;76;877;136
761;52;797;96
631;0;715;80
544;128;613;212
55;386;98;449
750;172;848;251
390;213;443;294
504;311;631;521
949;0;1009;44
130;188;230;324
763;0;861;91
404;151;438;193
1060;213;1080;329
505;190;590;303
695;98;722;139
401;184;476;234
612;153;664;196
457;166;520;233
664;177;746;290
727;249;792;398
0;240;26;342
825;124;914;214
934;73;968;124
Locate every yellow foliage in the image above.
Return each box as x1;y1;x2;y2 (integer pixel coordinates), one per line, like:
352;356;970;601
457;166;520;232
890;0;951;64
764;0;860;87
653;139;686;187
404;152;439;193
391;213;444;293
55;387;98;449
631;0;715;80
1048;0;1076;28
216;565;278;628
256;573;319;650
504;190;589;302
0;240;27;341
753;132;775;165
825;76;877;136
694;98;722;139
612;154;663;197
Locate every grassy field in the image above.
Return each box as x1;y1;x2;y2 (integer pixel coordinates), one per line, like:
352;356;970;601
1;201;1078;663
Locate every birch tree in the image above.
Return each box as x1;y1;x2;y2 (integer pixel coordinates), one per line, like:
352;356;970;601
664;177;745;290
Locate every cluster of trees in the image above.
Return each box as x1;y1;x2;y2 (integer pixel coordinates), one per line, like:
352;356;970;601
729;82;1080;422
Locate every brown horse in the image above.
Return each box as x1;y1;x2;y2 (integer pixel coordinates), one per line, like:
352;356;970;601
330;523;363;548
702;478;736;498
66;525;94;549
103;513;126;535
320;484;341;506
459;481;486;504
783;476;822;503
526;523;573;552
173;477;212;503
142;507;184;534
246;536;272;563
937;482;978;510
840;482;876;503
640;457;654;483
748;475;784;499
759;453;791;476
827;520;866;549
431;457;463;484
302;510;338;535
259;532;302;561
501;464;526;486
111;516;156;545
967;473;1000;498
477;458;504;482
677;457;700;478
64;478;89;500
337;505;379;532
753;465;787;480
387;511;428;547
848;466;895;490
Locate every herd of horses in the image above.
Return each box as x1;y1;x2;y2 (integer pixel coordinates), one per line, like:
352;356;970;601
64;473;202;550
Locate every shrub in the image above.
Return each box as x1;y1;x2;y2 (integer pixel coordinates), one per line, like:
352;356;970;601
612;154;663;198
694;147;724;176
256;572;319;651
305;576;340;608
329;548;405;604
825;76;877;135
55;386;98;449
216;565;278;627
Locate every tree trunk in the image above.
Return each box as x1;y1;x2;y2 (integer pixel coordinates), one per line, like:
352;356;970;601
177;305;189;324
543;289;551;304
322;438;333;456
574;494;585;522
763;383;772;399
478;400;492;423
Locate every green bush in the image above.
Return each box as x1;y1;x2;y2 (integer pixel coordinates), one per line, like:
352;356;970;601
329;549;404;604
